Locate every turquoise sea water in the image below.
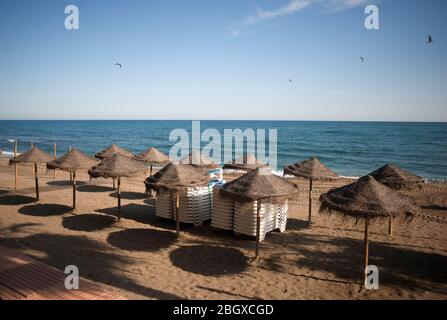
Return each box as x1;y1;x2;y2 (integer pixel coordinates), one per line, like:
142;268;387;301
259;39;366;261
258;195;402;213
0;120;446;180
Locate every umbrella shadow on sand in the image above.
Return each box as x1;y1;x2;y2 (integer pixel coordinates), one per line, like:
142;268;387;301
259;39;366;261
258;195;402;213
169;245;248;277
109;191;148;200
107;228;177;252
77;184;115;193
18;204;73;217
0;195;36;206
47;180;87;187
0;230;183;299
62;214;116;232
285;218;311;231
96;204;152;224
96;204;176;231
263;232;447;294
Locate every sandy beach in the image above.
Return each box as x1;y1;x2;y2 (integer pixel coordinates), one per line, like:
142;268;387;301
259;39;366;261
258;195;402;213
0;159;446;300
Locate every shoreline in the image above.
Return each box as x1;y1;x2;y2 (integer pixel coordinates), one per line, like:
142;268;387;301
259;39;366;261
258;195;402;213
2;151;446;184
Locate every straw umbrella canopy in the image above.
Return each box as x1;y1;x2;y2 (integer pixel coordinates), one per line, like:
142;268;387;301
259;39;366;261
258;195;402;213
284;157;339;224
95;144;133;188
368;163;425;235
319;175;418;283
9;147;53;201
88;153;148;221
180;150;219;169
134;147;171;176
47;149;99;209
220;167;299;260
368;163;424;191
95;144;133;160
223;154;267;171
145;162;209;235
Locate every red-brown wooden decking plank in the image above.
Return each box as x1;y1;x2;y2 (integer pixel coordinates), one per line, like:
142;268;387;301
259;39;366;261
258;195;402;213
0;245;125;300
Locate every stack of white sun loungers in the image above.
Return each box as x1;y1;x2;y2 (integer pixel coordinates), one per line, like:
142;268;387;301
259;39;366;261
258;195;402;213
211;185;289;241
233;201;279;241
211;184;234;231
155;186;213;227
155;192;175;219
275;201;288;232
178;186;213;226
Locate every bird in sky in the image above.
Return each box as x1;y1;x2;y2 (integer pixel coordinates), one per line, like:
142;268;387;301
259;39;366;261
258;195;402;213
114;63;122;68
360;56;365;63
427;35;433;44
288;79;292;83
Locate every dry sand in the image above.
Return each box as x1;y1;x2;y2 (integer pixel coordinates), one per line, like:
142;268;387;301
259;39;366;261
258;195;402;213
0;159;446;300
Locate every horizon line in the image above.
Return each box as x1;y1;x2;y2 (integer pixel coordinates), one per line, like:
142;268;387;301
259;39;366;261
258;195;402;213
0;119;446;124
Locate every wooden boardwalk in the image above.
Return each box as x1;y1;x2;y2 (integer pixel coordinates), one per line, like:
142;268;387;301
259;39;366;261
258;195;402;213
0;245;125;300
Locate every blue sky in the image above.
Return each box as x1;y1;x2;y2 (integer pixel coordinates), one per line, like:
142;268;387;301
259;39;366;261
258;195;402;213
0;0;445;121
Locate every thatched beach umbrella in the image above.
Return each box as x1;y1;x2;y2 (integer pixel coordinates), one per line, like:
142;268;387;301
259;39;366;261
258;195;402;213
368;163;425;235
284;157;339;224
9;147;53;201
89;153;148;221
223;154;266;171
319;175;418;283
134;147;171;176
180;150;219;169
95;144;133;189
220;167;299;260
369;163;424;191
145;162;209;235
95;144;133;160
47;149;99;209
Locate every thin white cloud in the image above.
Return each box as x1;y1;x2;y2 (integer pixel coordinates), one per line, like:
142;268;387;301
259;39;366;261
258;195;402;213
231;0;369;36
322;0;369;12
246;0;311;24
233;0;310;35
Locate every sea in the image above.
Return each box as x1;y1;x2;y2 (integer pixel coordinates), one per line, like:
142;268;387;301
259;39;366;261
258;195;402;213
0;120;446;181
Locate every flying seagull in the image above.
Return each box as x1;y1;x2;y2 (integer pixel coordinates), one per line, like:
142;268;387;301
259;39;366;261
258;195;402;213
288;79;292;82
360;56;365;63
427;35;433;44
114;63;122;68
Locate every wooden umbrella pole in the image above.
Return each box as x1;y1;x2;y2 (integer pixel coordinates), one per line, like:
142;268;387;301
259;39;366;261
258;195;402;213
363;216;370;284
255;201;261;261
388;217;393;235
308;179;313;223
69;148;73;182
53;143;57;179
72;171;76;210
175;192;180;236
148;165;155;198
14;141;18;190
117;177;121;221
34;163;39;201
